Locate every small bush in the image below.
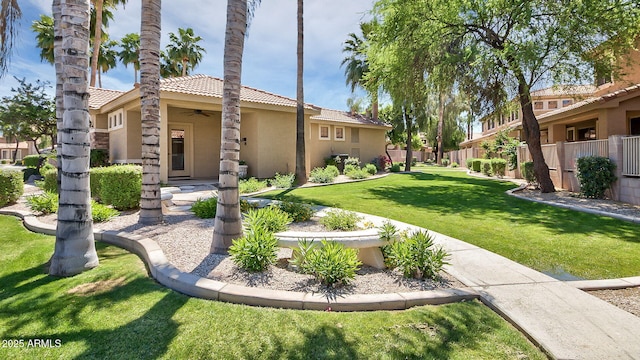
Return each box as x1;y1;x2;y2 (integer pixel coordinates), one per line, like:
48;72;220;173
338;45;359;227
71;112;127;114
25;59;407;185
243;207;292;233
240;198;259;213
343;164;358;174
92;200;120;222
481;160;492;176
521;161;535;184
451;162;459;168
465;158;474;169
270;172;295;188
373;155;390;171
576;156;617;199
274;201;314;222
390;164;401;172
324;156;340;167
364;163;377;175
99;165;142;210
385;230;449;279
320;209;361;231
289;239;316;272
472;159;482;172
441;158;450;167
0;159;8;164
302;240;361;286
90;149;109;168
344;157;360;167
325;165;340;178
191;197;218;219
310;166;339;183
229;227;278;272
26;192;58;214
0;169;23;207
239;177;268;194
490;158;507;177
345;167;370;180
38;168;58;193
22;155;41;168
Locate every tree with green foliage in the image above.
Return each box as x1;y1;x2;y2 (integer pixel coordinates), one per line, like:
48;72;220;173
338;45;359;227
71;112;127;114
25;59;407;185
0;0;21;76
341;21;379;119
32;14;54;64
96;39;118;88
372;0;640;192
118;33;140;84
90;0;127;87
165;27;206;77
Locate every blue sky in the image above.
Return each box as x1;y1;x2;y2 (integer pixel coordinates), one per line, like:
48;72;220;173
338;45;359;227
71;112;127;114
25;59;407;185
1;0;374;111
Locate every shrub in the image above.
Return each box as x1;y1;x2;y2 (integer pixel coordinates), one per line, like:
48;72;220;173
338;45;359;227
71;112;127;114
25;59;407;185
378;221;399;242
521;161;536;184
243;207;292;233
411;158;417;166
472;159;482;172
39;168;58;193
465;158;474;169
91;200;120;222
26;191;58;214
89;167;108;200
14;160;22;166
345;167;370;180
239;177;268;194
385;230;449;279
270;172;295;188
22;155;41;168
490;158;507;177
451;162;459;168
390;164;401;172
343;164;358;174
320;209;361;231
309;166;339;183
324;156;340;167
441;158;450;167
481;160;492;176
90;149;109;168
364;163;377;175
344;157;360;167
289;239;316;272
576;156;617;199
274;201;314;222
373;155;390;171
0;159;8;164
325;165;340;178
240;198;259;213
229;227;278;272
302;240;361;286
191;197;218;219
0;169;23;207
98;165;141;210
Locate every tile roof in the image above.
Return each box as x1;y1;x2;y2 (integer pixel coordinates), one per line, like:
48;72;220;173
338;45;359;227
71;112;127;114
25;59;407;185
88;87;125;109
311;108;391;128
538;83;640;120
530;85;596;98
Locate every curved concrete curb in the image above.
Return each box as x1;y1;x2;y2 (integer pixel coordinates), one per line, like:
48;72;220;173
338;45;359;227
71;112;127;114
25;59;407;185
0;208;478;311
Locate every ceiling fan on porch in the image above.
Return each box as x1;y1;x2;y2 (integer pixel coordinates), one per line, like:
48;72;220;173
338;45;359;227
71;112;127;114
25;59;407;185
184;109;214;117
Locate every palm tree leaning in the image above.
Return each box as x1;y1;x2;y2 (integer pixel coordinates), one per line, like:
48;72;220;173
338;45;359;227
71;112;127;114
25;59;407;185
341;22;378;120
96;39;118;88
0;0;21;76
90;0;126;87
118;33;140;84
138;0;162;225
50;0;99;277
295;0;307;185
165;27;206;77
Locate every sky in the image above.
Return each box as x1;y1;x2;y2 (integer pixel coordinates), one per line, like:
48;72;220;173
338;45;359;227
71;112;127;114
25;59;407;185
1;0;374;112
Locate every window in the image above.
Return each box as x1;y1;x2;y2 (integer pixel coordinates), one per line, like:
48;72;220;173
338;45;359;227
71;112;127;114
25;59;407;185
319;125;330;140
548;101;558;109
351;128;359;143
534;101;543;110
578;127;596;140
562;99;573;107
630;117;640;135
108;109;124;131
335;126;345;141
566;127;576;142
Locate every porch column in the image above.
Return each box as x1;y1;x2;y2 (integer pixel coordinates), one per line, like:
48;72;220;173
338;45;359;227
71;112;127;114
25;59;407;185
555;141;565;190
608;135;624;202
159;102;169;183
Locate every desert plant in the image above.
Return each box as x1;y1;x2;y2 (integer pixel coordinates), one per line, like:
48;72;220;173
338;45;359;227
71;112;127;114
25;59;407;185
319;209;361;231
309;166;339;183
191;197;218;219
303;240;361;286
521;161;536;184
344;157;360;167
229;227;278;272
243;207;292;233
343;164;358;174
270;172;295;189
273;201;314;222
239;177;269;194
91;200;120;222
364;163;377;175
26;191;58;214
345;167;369;180
99;165;142;210
490;158;507;177
378;221;399;242
0;169;23;207
289;239;317;272
240;198;259;213
385;230;449;279
576;156;617;199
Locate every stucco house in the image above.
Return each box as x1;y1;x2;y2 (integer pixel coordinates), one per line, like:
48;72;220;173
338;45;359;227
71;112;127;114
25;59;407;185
88;75;390;183
0;134;37;162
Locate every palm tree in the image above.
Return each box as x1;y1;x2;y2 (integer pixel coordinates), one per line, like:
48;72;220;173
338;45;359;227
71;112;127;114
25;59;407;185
32;15;54;64
138;0;162;225
96;39;118;88
0;0;21;76
118;33;140;84
50;0;99;277
341;22;378;119
90;0;126;87
53;0;63;192
295;0;306;185
165;27;206;77
159;50;181;78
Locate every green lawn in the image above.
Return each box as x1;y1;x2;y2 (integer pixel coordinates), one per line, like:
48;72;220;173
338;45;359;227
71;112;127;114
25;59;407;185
264;167;640;280
0;215;545;359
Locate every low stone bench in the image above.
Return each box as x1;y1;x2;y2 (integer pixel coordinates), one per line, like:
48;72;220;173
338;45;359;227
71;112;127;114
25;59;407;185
275;229;388;269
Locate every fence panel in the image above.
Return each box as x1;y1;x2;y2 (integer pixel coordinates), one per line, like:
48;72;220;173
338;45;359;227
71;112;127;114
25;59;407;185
563;139;609;171
541;144;559;170
622;136;640;176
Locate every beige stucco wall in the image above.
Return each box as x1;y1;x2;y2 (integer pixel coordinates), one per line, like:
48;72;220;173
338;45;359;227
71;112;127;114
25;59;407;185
126;110;142;161
109;126;127;163
251;110;298;178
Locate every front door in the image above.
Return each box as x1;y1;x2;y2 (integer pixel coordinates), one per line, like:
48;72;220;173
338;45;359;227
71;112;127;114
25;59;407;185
169;124;192;178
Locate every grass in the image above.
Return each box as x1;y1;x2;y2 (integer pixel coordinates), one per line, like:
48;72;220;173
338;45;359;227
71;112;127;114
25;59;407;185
0;215;545;359
262;166;640;280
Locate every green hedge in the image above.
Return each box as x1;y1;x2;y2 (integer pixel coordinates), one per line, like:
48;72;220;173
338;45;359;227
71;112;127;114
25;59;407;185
22;155;42;168
576;156;617;199
521;161;535;183
0;169;24;207
472;159;482;172
481;160;492;176
98;165;142;210
490;158;507;177
40;168;58;193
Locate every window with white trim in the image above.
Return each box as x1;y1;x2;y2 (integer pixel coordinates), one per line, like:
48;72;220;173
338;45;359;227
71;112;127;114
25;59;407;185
108;109;124;131
334;126;345;141
319;125;330;140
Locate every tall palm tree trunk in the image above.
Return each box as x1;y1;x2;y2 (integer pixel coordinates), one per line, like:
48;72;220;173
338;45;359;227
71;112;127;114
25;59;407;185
89;0;103;87
53;0;63;190
211;0;247;254
295;0;307;185
50;0;99;277
138;0;162;225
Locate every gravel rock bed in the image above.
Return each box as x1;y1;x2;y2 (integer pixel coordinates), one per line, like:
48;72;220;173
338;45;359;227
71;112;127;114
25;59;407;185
588;288;640;317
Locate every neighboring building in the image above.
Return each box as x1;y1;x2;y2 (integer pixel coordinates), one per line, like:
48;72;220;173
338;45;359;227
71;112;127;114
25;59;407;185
88;75;390;183
0;134;37;162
